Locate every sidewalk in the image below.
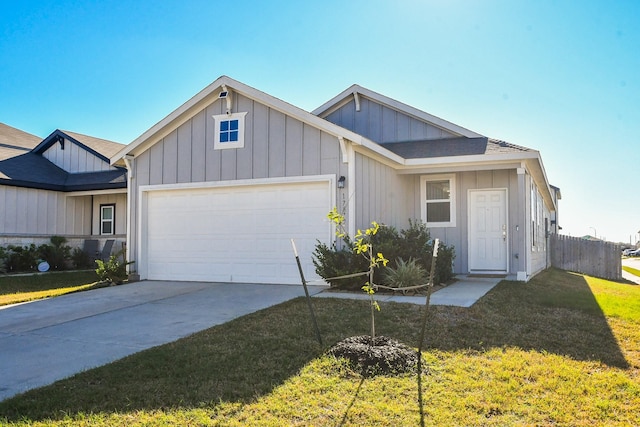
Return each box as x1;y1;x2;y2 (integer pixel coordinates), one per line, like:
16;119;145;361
314;275;503;307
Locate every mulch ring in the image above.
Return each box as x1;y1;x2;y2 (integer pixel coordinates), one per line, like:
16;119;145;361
328;335;419;377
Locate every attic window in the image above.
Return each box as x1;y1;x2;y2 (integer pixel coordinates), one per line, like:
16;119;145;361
213;112;247;150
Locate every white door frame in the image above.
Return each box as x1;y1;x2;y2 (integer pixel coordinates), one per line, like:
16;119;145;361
467;188;509;274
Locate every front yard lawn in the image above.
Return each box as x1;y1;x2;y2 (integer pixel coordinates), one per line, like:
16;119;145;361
0;271;100;306
0;268;639;426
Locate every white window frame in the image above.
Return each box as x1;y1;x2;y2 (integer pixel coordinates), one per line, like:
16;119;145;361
420;174;456;228
212;112;247;150
100;204;115;236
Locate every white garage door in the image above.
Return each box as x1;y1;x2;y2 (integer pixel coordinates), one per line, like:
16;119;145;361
143;180;332;284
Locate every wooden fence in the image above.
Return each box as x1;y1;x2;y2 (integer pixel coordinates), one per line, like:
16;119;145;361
549;234;622;281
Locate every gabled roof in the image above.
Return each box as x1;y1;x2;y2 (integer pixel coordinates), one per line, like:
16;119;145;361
0;126;126;192
33;129;124;164
111;75;556;211
112;75;382;164
0;123;41;161
312;84;484;139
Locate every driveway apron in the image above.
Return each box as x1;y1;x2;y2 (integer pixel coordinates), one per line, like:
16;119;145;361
0;281;318;402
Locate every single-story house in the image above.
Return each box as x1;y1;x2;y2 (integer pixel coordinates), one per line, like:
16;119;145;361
0;123;127;251
111;75;560;284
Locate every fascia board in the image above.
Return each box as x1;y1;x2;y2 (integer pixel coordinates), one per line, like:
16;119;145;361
111;76;230;164
313;84;483;139
312;84;360;116
112;77;370;165
65;188;127;197
402;151;540;167
397;161;525;175
35;130;110;164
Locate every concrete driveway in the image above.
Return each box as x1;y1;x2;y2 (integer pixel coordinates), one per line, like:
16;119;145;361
0;275;500;402
0;280;320;402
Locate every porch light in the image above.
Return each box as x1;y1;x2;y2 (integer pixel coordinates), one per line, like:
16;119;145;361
337;176;346;188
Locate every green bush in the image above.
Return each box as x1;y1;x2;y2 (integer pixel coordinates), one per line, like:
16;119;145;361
95;250;134;285
313;220;455;291
38;236;71;271
5;244;39;272
383;257;426;290
71;247;93;269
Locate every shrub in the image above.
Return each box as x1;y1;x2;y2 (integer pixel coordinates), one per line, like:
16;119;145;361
38;236;71;271
95;250;134;285
5;244;39;272
71;247;93;269
312;235;368;289
313;219;455;291
383;257;426;290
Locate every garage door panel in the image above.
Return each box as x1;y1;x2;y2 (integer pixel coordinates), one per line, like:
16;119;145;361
144;181;331;284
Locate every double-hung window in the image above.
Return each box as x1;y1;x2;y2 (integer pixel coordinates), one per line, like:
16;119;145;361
100;204;115;235
420;174;456;227
213;112;247;150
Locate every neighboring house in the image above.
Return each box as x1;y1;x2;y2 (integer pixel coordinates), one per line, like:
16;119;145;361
0;123;127;251
112;75;560;284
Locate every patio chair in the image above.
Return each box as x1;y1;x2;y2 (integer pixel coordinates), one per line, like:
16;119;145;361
82;239;100;263
100;239;115;261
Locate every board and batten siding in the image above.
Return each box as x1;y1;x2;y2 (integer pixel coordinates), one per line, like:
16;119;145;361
0;186;92;236
324;97;457;143
353;152;411;230
129;93;348;265
91;193;127;236
43;139;115;173
408;169;522;275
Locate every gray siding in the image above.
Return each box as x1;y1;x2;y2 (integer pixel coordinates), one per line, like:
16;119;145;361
92;193;127;236
324;98;457;143
129;93;347;264
406;169;523;275
0;185;126;244
353;152;411;230
43;139;116;173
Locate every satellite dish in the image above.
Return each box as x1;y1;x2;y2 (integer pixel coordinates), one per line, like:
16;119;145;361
37;261;50;272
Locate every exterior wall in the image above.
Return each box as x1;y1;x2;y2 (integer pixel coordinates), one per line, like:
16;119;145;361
43;139;115;173
128;93;348;266
324;98;456;143
0;185;126;249
406;169;522;275
91;193;127;236
353;152;412;229
529;178;551;276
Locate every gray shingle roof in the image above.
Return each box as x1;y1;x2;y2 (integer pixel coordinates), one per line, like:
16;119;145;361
0;125;126;191
0;123;41;161
379;137;532;159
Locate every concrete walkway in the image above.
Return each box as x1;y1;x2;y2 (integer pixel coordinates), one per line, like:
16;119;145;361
314;275;502;307
0;275;500;402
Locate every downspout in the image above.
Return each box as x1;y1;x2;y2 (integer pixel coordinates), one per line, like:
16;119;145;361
123;155;135;274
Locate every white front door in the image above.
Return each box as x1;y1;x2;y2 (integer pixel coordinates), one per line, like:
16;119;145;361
468;189;508;273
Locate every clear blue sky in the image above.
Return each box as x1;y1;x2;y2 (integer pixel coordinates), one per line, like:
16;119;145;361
1;0;638;243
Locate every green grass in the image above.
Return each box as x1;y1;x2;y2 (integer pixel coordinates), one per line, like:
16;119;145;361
0;271;100;306
0;268;638;426
623;265;640;278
